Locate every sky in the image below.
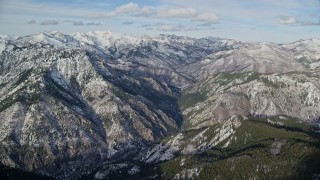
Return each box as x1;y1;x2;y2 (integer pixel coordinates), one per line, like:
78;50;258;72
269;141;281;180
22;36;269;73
0;0;319;42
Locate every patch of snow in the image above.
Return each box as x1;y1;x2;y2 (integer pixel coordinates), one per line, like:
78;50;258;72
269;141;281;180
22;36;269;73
191;127;209;142
107;148;118;158
174;168;201;179
267;119;284;126
143;133;183;163
94;163;128;179
310;62;320;70
208;116;240;147
128;165;140;175
180;158;186;166
0;39;6;54
94;172;106;180
5;45;13;52
222;139;231;148
279;116;288;120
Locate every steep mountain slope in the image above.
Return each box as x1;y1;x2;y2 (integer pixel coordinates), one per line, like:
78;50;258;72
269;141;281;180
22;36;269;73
0;31;239;179
180;43;306;80
132;70;320;179
82;116;320;179
180;72;320;129
141;117;320;180
0;40;180;178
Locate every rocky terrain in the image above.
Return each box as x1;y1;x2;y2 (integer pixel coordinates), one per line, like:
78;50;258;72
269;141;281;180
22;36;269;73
180;71;320;129
0;31;320;179
183;42;306;80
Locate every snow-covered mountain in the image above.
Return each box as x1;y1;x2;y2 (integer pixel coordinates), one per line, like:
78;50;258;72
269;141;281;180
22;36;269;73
179;71;320;129
179;42;307;80
282;38;320;69
1;31;320;179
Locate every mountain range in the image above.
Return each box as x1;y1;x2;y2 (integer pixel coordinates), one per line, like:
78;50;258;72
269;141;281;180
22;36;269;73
0;31;320;179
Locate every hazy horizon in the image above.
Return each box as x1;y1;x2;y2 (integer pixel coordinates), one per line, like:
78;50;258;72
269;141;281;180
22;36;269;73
1;0;320;43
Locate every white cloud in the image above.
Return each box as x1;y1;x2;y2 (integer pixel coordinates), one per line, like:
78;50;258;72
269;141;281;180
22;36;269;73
40;20;59;25
193;12;219;23
88;4;203;21
134;7;157;17
161;0;319;26
105;3;139;17
95;4;199;19
158;8;198;18
88;3;140;18
157;24;198;31
279;16;298;24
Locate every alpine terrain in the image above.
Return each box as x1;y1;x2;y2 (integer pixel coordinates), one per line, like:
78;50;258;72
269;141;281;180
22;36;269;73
0;31;320;179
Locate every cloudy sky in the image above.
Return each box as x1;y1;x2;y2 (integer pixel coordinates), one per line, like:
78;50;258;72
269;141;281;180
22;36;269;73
0;0;319;42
